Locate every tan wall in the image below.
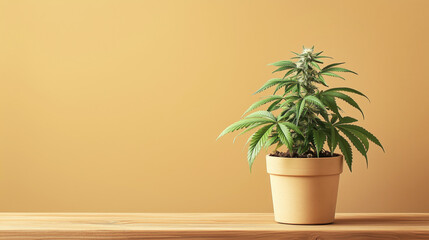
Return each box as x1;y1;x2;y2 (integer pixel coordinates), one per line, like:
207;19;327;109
0;0;428;212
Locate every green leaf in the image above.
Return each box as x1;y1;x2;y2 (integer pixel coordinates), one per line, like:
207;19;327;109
330;126;339;153
267;99;281;112
269;60;295;67
217;118;273;139
303;95;326;110
319;109;330;122
337;125;370;151
313;130;326;157
325;87;369;101
283;83;297;95
330;114;339;124
277;123;293;150
317;75;328;86
314;51;323;56
247;125;275;170
295;95;326;123
279;122;303;136
233;122;268;143
274;141;283;150
272;65;295;73
243;95;284;115
322;62;345;71
321;72;345;80
277;108;296;121
336;116;358;125
322;95;342;117
254;78;296;94
273;83;286;94
323;91;364;118
324;67;357;75
296;99;306;123
265;135;279;148
315;55;333;59
339;124;384;152
338;127;368;166
244;111;276;121
310;62;321;70
279;95;299;108
348;130;370;151
282;68;296;79
338;134;353;171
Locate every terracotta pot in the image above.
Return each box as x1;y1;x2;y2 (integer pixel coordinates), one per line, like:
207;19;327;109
266;155;343;224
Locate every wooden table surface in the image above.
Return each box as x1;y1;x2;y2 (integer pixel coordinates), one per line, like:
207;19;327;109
0;213;428;239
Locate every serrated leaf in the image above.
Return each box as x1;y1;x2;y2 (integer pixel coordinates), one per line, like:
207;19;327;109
296;99;306;123
279;95;299;108
319;109;330;122
217;118;273;139
269;60;295;67
310;61;321;70
282;68;296;79
338;127;368;166
323;91;364;118
254;78;296;94
322;62;345;71
313;130;326;157
244;111;276;121
243;95;284;115
338;134;353;171
247;124;275;170
317;75;328;86
277;123;293;150
314;51;323;56
304;95;326;110
347;129;370;151
325;87;369;101
324;67;357;75
322;95;342;117
315;55;333;59
274;141;283;150
279;122;303;136
330;126;339;153
265;135;279;148
267;99;281;112
277;108;296;121
330;114;339;124
273;83;286;94
322;72;345;80
272;65;295;73
336;116;358;125
233;122;268;143
283;83;297;95
339;124;384;151
295;95;326;123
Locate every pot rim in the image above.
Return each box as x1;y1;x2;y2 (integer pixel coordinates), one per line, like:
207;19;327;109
266;154;343;160
266;154;344;176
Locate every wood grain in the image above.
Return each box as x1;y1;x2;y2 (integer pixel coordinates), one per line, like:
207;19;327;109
0;213;428;239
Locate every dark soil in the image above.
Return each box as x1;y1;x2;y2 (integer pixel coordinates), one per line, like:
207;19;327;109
269;150;340;158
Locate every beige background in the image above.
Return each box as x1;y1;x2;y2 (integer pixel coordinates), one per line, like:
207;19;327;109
0;0;428;212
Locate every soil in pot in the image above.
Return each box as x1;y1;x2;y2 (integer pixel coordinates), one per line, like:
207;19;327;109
269;150;340;158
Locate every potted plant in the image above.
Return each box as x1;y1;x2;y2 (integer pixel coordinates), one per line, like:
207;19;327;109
218;47;384;224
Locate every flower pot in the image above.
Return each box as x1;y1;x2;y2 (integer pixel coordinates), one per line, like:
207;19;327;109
266;155;343;224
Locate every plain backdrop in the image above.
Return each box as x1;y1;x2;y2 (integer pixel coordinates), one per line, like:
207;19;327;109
0;0;428;212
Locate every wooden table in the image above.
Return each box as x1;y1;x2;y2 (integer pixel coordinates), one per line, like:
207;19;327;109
0;213;428;239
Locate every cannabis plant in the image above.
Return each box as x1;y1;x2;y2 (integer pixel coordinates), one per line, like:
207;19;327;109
218;47;384;171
